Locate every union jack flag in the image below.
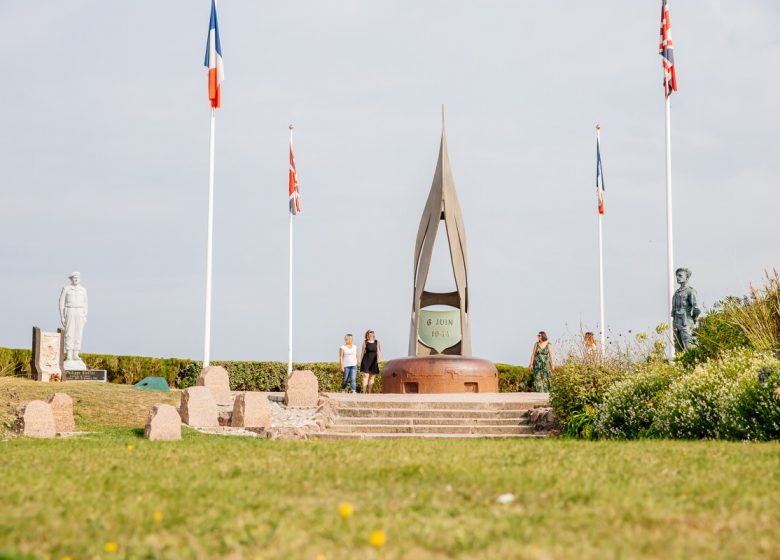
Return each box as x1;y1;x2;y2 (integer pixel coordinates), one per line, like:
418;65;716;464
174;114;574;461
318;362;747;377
659;0;677;96
289;134;301;215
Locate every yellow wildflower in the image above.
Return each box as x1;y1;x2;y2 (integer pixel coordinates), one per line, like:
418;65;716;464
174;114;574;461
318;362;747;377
369;530;386;548
153;511;164;523
338;502;353;519
104;542;118;553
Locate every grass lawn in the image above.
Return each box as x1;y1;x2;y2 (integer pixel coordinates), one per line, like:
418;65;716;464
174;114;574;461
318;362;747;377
1;378;779;559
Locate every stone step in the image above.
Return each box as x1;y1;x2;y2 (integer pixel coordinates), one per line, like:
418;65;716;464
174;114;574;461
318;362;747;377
333;417;530;427
336;400;536;411
314;432;548;440
337;407;529;419
325;424;536;435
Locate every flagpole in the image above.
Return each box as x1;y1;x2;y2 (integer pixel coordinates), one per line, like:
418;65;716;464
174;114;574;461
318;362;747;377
596;125;605;354
664;95;675;358
287;124;294;377
203;107;216;367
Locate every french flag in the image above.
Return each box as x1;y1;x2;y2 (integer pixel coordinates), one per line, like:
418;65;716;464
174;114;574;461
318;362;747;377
204;0;224;108
596;134;605;215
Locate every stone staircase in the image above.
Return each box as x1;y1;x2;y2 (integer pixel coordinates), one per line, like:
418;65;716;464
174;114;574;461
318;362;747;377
316;393;551;440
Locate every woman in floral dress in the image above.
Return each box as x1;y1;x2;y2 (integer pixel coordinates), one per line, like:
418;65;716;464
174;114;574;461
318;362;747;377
528;331;555;392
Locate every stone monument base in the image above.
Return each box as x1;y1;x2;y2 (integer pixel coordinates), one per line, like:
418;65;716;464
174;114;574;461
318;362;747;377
64;359;88;371
381;355;498;394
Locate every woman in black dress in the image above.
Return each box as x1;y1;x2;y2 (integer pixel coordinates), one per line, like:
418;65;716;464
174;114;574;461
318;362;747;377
360;330;381;393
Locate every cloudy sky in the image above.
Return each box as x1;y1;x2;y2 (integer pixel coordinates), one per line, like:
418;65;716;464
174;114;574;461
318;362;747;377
1;1;778;365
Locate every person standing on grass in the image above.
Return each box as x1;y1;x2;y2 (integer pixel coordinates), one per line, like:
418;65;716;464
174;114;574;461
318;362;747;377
528;331;555;392
339;333;360;393
360;329;381;393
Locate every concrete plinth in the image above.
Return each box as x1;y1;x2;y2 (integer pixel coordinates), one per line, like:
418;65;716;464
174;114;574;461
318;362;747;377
381;355;498;394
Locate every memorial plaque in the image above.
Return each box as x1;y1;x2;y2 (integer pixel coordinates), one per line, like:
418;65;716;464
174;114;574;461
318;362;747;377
418;309;462;353
31;327;65;382
63;369;107;382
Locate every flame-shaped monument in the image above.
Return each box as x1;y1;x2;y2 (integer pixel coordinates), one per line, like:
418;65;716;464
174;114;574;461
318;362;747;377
382;113;498;393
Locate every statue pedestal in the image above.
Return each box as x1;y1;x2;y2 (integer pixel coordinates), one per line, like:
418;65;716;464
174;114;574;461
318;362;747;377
64;359;88;371
381;355;498;394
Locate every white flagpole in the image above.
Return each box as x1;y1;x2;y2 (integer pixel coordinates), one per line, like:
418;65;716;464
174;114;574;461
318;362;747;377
287;125;294;377
203;107;216;367
664;94;675;358
596;126;605;353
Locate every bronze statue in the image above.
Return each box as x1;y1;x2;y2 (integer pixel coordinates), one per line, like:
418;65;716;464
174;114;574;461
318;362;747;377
671;267;701;353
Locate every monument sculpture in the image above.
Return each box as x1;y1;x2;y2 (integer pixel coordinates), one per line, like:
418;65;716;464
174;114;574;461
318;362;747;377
59;272;88;370
671;267;701;353
382;112;498;393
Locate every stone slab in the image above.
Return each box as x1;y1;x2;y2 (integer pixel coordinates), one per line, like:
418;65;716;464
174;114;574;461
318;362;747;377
31;327;65;382
231;392;271;428
180;386;219;427
285;370;319;407
196;365;231;405
46;392;75;433
144;403;182;441
14;400;56;438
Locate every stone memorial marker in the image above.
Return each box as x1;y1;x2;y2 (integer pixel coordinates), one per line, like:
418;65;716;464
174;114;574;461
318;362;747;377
180;386;219;427
144;404;182;441
285;370;319;407
381;111;498;393
231;392;271;428
196;365;231;405
31;327;65;382
14;400;56;438
63;369;108;382
46;392;75;433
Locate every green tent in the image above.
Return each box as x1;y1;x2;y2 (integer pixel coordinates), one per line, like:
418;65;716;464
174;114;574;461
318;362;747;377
133;377;170;392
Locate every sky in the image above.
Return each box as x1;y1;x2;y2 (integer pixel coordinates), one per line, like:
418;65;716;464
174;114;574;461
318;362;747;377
1;1;779;365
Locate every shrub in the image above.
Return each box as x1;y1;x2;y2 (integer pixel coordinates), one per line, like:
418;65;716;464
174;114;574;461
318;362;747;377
594;362;679;439
725;270;780;353
0;348;32;377
676;297;753;367
0;348;530;394
549;357;629;437
549;327;674;438
720;363;780;441
653;348;780;439
496;363;532;392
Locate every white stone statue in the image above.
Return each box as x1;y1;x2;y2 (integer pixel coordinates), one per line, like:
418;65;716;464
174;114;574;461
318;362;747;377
59;272;88;370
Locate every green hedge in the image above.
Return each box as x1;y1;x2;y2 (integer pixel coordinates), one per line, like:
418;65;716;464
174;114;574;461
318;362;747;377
0;348;532;393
